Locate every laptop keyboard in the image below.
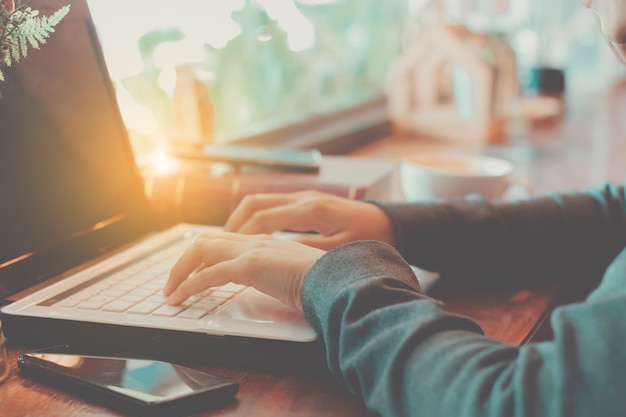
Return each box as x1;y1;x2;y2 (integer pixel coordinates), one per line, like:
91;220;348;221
50;243;245;320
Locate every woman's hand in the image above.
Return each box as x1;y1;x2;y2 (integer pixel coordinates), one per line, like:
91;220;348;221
224;191;395;250
163;230;326;312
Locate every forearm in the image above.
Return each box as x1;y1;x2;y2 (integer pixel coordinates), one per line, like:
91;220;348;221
377;184;626;289
303;241;484;416
303;241;626;417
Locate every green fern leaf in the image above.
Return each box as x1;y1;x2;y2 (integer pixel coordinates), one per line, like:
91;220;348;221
46;5;71;27
0;4;70;81
26;33;40;49
10;40;20;62
2;48;11;67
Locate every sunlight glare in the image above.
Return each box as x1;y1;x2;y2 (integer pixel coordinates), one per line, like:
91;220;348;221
152;144;179;175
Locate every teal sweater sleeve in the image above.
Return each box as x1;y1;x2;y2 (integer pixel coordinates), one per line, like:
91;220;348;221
302;183;626;417
376;183;626;293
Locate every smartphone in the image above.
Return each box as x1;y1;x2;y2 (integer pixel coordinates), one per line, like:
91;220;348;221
171;143;323;173
18;346;238;416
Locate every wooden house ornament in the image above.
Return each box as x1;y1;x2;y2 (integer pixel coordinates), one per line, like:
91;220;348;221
388;24;519;144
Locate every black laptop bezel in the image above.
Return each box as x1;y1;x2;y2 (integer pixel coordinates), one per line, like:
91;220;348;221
0;10;157;300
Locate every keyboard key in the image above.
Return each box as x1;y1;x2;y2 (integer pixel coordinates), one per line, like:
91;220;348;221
77;300;107;310
145;294;167;303
127;301;162;315
177;308;210;319
209;290;235;299
118;294;146;303
87;295;116;304
192;300;223;311
51;242;247;322
152;305;187;317
100;288;126;297
102;300;135;312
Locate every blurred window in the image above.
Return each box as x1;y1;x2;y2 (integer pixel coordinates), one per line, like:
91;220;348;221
87;0;623;164
87;0;410;161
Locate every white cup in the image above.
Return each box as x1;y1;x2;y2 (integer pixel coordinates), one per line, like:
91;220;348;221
400;152;522;202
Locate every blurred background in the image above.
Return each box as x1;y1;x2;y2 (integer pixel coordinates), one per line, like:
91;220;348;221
86;0;626;164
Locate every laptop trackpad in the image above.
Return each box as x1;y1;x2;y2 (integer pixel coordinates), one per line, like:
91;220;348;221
208;288;317;342
221;288;303;324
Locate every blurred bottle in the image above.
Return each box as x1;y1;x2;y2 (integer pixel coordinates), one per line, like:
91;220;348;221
173;65;214;144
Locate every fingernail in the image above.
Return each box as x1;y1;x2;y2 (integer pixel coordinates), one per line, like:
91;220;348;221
167;293;180;305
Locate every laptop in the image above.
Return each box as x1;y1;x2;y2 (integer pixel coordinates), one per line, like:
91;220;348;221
0;7;322;370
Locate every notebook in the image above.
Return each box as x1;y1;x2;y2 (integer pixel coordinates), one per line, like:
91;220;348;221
0;7;321;369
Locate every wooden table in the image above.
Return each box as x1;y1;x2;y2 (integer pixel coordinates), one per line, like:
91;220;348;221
1;282;555;417
3;81;626;417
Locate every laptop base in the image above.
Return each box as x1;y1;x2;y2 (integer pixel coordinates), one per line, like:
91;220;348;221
1;313;328;375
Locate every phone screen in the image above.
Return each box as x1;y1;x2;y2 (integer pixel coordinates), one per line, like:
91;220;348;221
18;349;238;412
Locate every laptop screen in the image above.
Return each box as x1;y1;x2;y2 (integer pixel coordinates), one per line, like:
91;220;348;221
0;11;155;298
